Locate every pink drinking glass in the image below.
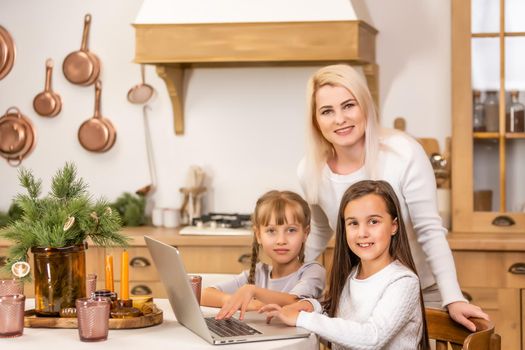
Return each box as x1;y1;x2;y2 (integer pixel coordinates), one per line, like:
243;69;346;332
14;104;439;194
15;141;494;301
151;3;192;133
0;279;23;297
189;275;202;305
0;294;25;338
76;297;110;342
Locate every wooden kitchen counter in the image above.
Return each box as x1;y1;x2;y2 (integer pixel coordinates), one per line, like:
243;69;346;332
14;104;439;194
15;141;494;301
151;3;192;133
119;226;254;247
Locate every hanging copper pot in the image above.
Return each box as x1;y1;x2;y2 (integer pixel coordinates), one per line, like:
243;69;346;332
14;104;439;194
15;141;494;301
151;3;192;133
0;25;16;81
78;80;116;152
0;107;36;166
63;14;100;86
33;59;62;117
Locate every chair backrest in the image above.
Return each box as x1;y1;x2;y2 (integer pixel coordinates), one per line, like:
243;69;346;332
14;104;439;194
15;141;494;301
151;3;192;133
425;308;501;350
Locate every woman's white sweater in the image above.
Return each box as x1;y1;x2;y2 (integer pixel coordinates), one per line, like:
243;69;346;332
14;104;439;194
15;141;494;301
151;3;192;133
298;130;465;306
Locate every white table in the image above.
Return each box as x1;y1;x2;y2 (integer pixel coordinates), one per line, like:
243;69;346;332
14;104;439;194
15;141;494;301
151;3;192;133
1;299;318;350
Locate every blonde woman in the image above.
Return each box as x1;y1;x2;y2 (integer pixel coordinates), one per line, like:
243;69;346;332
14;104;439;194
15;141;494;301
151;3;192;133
297;64;488;331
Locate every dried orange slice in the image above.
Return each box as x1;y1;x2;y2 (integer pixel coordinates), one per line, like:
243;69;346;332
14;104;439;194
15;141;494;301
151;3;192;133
11;261;31;278
63;216;75;231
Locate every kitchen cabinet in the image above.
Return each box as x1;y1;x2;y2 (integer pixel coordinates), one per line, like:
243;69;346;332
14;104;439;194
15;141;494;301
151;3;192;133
451;0;525;232
451;1;525;348
453;249;524;350
105;245;259;298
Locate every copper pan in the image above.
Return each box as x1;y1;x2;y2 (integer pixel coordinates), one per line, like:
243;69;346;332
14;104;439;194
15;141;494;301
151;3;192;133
33;59;62;117
63;14;100;86
78;80;116;152
127;64;155;104
0;107;36;166
0;25;16;81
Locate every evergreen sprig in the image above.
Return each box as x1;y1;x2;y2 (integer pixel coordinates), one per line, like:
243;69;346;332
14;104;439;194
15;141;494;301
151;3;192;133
1;162;130;277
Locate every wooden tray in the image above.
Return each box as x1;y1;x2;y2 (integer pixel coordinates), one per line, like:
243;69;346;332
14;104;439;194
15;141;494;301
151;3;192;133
24;309;163;329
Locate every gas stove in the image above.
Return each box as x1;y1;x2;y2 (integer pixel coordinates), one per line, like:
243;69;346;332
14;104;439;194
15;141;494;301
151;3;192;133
179;212;253;236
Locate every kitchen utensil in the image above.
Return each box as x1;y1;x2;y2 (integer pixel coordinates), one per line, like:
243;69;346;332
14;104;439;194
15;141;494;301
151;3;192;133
136;105;157;196
430;153;449;188
33;59;62;117
63;14;100;86
78;80;116;152
0;107;36;166
0;25;16;81
127;64;155;104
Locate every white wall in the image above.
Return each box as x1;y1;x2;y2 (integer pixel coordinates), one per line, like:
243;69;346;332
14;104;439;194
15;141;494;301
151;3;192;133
0;0;452;214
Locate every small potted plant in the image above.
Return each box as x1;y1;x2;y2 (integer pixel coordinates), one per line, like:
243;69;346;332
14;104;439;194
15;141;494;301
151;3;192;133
1;162;129;316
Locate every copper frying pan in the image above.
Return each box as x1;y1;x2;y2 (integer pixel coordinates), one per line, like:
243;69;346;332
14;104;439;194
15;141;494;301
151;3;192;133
0;25;16;81
63;14;100;86
0;107;36;166
78;80;116;152
33;59;62;117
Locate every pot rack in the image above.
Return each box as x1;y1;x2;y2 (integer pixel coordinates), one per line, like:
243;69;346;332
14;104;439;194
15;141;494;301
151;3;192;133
133;20;378;135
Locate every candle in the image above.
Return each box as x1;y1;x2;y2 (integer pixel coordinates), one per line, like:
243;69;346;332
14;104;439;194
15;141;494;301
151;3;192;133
105;255;114;292
120;250;129;300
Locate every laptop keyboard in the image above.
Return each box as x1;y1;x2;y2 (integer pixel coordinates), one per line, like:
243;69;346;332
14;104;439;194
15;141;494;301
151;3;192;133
205;317;262;337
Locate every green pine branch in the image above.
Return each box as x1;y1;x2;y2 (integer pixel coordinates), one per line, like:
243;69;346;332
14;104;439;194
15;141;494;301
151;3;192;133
1;163;130;277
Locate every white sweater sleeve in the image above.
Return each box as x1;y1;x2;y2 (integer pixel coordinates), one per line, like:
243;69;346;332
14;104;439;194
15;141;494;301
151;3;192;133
296;276;421;350
400;141;466;306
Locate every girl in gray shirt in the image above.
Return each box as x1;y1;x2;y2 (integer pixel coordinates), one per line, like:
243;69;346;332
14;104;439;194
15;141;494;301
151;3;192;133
201;190;326;320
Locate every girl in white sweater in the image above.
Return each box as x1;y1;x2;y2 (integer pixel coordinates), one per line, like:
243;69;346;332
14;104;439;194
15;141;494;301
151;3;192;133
261;180;430;350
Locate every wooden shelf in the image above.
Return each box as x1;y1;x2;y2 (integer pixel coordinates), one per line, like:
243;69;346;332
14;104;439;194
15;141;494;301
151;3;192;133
472;31;525;38
474;132;500;139
133;20;377;135
473;132;525;139
505;132;525;139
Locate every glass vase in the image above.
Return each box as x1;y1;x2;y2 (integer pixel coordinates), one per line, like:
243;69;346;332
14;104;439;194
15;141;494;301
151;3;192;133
31;243;87;317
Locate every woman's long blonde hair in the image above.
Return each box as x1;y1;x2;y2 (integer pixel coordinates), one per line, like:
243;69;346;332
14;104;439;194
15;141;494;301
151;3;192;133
248;190;311;284
303;64;381;204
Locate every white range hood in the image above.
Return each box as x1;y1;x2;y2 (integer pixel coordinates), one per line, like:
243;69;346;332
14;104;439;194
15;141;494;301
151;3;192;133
133;0;377;135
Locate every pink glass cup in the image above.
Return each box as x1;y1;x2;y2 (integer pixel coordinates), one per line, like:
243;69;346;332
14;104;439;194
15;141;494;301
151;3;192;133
76;297;110;342
0;279;23;297
0;294;25;338
189;275;202;305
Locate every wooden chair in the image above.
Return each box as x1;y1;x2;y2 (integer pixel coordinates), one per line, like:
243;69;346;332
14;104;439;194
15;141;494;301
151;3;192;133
426;308;501;350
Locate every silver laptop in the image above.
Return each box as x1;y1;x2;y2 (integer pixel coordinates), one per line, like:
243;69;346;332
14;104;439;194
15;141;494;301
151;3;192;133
145;236;311;345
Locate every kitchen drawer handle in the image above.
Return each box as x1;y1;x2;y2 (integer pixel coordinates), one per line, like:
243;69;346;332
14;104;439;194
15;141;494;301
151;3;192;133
461;291;473;302
130;257;151;268
491;215;515;227
237;253;252;265
131;285;152;295
508;263;525;275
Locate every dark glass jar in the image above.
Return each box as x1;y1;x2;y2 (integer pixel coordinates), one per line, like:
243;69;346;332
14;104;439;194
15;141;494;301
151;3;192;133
31;243;87;317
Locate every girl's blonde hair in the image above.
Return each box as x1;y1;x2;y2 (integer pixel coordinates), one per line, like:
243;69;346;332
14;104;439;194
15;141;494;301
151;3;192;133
248;190;311;284
303;64;381;204
323;180;429;350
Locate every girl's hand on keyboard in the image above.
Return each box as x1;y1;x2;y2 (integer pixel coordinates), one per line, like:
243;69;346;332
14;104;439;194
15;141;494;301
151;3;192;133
216;285;257;320
259;304;299;326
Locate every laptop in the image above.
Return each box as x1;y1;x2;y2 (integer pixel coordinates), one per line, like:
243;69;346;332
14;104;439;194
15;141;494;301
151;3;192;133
145;236;311;345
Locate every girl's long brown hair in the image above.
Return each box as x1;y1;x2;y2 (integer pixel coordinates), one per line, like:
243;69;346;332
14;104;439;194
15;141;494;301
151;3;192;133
322;180;429;350
247;190;310;284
